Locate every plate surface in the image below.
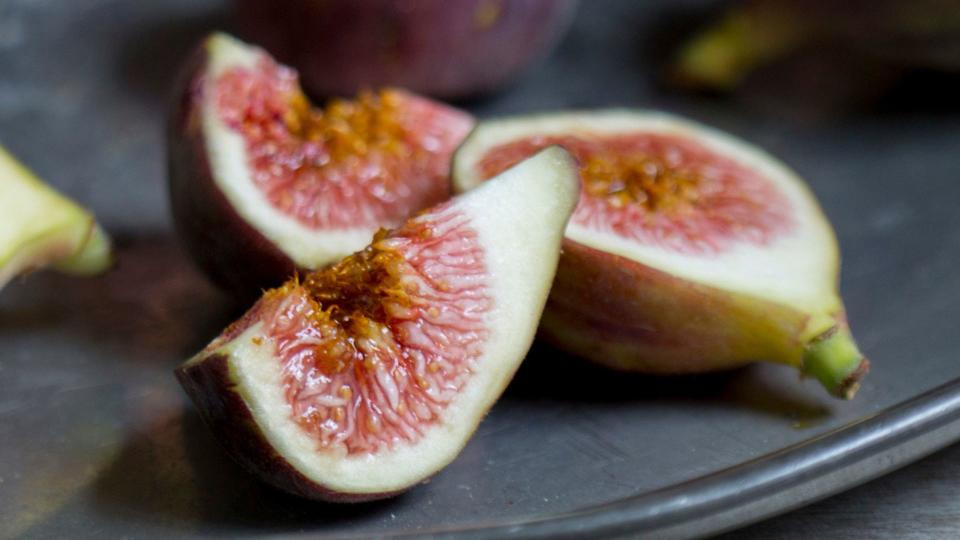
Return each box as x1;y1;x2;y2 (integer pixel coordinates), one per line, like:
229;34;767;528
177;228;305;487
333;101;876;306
2;1;960;538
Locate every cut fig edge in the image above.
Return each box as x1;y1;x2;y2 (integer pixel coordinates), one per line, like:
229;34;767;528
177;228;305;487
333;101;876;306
453;110;840;318
176;147;580;499
453;110;867;398
199;32;381;269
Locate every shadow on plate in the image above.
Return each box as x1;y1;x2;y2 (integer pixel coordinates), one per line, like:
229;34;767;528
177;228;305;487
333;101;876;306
505;339;833;425
90;409;404;534
0;233;237;360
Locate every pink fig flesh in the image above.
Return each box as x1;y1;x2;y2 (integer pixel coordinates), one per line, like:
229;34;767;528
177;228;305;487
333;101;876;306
453;111;868;398
176;148;580;500
167;33;474;295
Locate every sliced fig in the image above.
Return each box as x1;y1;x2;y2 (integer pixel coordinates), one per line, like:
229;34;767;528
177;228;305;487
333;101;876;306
176;148;579;501
0;145;112;292
453;111;868;399
167;33;474;293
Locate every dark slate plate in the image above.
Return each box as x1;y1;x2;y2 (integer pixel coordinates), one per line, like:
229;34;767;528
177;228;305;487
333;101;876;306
2;1;959;538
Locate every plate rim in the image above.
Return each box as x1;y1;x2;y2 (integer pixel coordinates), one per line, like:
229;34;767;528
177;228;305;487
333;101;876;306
319;377;960;539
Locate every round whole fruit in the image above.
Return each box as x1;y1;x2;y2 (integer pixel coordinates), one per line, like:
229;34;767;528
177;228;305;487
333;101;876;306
167;33;474;294
453;111;868;399
176;147;580;501
233;0;578;99
0;145;112;292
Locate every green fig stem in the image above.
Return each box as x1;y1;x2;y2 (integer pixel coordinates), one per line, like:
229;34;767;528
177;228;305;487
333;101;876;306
672;5;809;90
802;326;869;400
54;223;113;275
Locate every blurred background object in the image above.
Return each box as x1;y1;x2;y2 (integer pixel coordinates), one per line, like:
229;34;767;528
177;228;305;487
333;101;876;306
233;0;578;100
672;0;960;91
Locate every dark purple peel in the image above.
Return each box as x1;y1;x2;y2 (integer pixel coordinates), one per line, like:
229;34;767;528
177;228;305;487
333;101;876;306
167;44;297;299
175;354;406;502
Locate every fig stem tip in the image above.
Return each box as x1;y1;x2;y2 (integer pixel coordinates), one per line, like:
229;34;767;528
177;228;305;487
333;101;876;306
802;327;868;400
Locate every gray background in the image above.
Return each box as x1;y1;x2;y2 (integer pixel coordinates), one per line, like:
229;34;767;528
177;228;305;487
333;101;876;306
1;0;959;538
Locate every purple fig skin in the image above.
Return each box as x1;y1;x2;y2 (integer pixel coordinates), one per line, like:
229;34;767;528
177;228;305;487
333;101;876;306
539;239;868;398
175;353;406;502
232;0;579;100
540;239;806;373
167;44;300;297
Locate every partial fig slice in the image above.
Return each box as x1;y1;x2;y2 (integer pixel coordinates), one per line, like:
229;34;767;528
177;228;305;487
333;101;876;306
453;111;868;399
176;148;579;501
0;145;112;292
167;33;474;293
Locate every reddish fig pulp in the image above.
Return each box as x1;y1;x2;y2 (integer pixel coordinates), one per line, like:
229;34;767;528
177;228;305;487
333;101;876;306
168;33;473;293
476;132;794;254
176;148;579;500
266;212;491;456
454;111;868;398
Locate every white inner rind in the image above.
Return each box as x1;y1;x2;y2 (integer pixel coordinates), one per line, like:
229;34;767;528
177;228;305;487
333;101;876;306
453;111;841;315
201;33;375;269
191;148;579;494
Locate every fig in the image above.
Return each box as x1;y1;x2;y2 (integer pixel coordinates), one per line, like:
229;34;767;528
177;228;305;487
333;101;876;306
233;0;578;100
453;111;868;399
0;145;111;292
175;147;579;501
167;33;474;293
673;0;960;90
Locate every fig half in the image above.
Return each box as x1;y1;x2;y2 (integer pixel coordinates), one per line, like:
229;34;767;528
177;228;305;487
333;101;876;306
176;148;579;501
0;145;111;291
168;33;474;293
453;111;868;399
